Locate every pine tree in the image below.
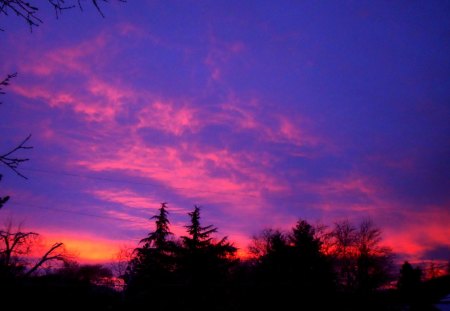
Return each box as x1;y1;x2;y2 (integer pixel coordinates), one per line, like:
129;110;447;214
140;202;172;250
180;205;236;285
290;219;321;255
126;202;176;291
182;205;217;251
289;219;335;294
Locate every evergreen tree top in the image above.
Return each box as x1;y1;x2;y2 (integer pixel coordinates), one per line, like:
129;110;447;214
140;202;173;249
183;205;218;249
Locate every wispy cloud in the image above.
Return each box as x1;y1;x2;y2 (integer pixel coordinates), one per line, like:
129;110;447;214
92;188;188;215
204;34;246;81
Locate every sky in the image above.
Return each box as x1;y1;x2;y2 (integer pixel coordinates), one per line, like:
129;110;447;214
1;1;449;263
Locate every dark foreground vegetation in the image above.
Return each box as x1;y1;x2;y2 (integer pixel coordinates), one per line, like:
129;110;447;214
1;203;449;310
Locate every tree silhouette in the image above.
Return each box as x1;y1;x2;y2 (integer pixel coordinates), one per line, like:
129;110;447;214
291;219;321;253
247;221;336;309
124;204;237;309
126;203;176;291
330;219;393;294
180;206;236;283
398;261;422;299
249;228;290;281
355;220;393;294
182;205;217;251
331;219;357;289
176;205;237;309
57;261;113;285
250;221;332;283
0;221;66;280
140;202;172;250
289;219;335;293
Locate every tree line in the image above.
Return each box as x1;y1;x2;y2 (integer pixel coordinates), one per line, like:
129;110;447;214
123;203;395;309
1;202;449;310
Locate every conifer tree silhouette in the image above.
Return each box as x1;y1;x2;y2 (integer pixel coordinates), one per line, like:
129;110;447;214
126;203;176;292
180;205;236;285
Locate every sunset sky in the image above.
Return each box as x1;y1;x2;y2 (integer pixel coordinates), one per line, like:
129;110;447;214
1;1;449;263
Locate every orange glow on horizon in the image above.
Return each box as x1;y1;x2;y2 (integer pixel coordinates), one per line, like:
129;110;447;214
39;231;252;264
40;232;129;263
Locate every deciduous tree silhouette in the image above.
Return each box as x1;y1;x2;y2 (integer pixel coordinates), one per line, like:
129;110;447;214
330;219;393;294
331;219;357;289
355;220;393;294
0;221;66;280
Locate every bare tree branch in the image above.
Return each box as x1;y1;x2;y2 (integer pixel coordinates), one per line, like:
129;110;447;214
0;73;33;179
0;0;42;30
0;195;9;209
0;73;18;102
0;134;33;179
26;242;65;276
0;222;67;277
0;0;126;31
0;229;38;266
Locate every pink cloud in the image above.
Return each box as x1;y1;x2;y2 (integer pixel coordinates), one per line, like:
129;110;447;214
20;32;108;77
99;209;190;242
267;115;321;148
298;174;380;213
316;176;377;197
310;175;449;260
219;98;322;149
11;82;124;122
137;101;201;135
11;30;323;150
92;188;189;215
383;206;450;260
75;136;287;216
5;24;324;234
295;171;449;261
103;210;150;231
93;189;161;210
